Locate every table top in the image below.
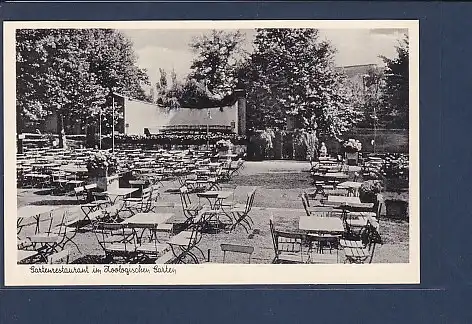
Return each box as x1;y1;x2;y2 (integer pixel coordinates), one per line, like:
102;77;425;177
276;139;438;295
318;157;337;161
60;165;88;173
104;188;138;196
18;205;58;219
198;191;233;199
299;216;345;233
122;213;174;226
23;173;50;178
328;196;361;204
18;250;38;262
337;181;363;189
32;162;61;168
219;154;238;158
314;172;348;179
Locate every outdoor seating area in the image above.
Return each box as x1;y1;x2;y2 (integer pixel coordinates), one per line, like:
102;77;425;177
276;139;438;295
14;27;410;266
16;146;407;265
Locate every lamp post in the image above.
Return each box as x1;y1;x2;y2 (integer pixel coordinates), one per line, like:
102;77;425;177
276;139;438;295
207;108;211;150
112;94;115;153
362;74;378;153
99;108;102;150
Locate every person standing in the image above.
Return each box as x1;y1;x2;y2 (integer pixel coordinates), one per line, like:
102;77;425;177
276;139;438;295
319;142;328;158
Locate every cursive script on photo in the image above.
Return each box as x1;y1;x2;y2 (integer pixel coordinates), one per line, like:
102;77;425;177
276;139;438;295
29;264;177;275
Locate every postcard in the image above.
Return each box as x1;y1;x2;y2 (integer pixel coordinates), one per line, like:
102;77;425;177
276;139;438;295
5;19;419;285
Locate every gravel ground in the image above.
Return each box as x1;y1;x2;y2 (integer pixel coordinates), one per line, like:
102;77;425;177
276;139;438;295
17;160;409;264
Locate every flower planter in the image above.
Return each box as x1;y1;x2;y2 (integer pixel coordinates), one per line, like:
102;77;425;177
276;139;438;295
345;152;359;166
88;174;119;191
385;199;408;220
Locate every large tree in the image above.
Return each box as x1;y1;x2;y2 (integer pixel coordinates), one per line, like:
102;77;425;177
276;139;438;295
188;30;246;101
381;35;409;129
343;66;385;129
16;28;150;146
16;29;108;146
241;28;353;140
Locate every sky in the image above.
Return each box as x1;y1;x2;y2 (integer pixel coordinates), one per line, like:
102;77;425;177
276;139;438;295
121;28;407;87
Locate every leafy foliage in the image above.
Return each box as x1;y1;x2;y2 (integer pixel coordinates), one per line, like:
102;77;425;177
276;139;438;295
188;30;246;101
239;28;354;140
381;35;409;129
16;29;150;139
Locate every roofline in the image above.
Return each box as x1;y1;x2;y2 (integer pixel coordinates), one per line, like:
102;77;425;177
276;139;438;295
113;93;159;107
336;63;379;69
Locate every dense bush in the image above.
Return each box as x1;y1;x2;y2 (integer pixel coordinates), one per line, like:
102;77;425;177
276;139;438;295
101;132;246;147
380;154;408;179
359;180;383;203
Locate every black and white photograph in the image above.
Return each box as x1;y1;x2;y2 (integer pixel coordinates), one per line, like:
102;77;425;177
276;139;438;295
5;20;419;285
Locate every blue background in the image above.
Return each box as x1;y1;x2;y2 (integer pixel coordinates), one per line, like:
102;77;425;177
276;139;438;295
1;1;471;322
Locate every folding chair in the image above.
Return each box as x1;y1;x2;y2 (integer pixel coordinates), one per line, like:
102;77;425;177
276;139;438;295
306;233;340;263
93;222;138;263
166;221;205;264
133;224;170;262
75;186;108;222
340;222;382;264
123;187;153;215
229;189;256;233
179;186;203;224
27;213;69;262
269;218;308;264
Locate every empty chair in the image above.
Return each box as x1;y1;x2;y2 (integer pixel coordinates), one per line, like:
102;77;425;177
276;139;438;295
306;233;340;264
166;221;205;264
340;222;382;264
75;186;108;222
93;222;138;263
269;218;308;264
124;186;153;215
229;189;256;233
179;186;203;224
220;243;254;264
133;224;170;262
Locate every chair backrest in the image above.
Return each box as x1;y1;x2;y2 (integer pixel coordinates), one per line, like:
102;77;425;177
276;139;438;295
246;189;257;214
142;187;152;199
179;186;191;208
220;243;254;263
48;249;70;264
312;206;336;217
94;222;136;251
185;221;204;248
376;194;384;219
269;219;279;256
301;194;310;216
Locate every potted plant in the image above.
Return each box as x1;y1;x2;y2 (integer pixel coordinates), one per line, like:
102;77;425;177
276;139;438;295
216;139;233;154
86;151;119;190
359;180;383;212
343;138;362;166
